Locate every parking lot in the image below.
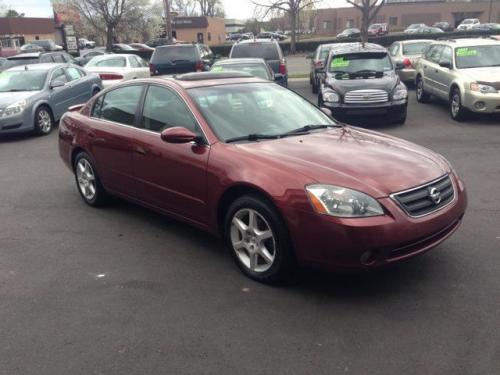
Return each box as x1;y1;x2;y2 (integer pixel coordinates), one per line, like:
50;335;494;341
0;78;499;374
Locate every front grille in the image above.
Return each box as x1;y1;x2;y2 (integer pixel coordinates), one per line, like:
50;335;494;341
344;89;388;104
391;175;455;217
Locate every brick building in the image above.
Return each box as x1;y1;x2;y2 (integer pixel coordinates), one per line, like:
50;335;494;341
172;16;226;46
0;17;55;56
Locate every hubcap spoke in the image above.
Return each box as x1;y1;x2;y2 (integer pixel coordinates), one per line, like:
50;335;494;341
76;159;96;200
249;251;259;271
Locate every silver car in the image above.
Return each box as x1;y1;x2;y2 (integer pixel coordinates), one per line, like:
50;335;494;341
0;63;102;135
388;39;433;84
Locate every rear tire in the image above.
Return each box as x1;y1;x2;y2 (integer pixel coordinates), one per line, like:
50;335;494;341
416;76;431;103
224;195;294;283
74;152;107;207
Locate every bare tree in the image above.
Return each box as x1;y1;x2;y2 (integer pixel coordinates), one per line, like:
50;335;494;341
253;0;319;54
345;0;386;45
197;0;224;17
173;0;198;16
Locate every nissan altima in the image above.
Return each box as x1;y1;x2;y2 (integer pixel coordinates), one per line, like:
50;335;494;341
58;72;467;283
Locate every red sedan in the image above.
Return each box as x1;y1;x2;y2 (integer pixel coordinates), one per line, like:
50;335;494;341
58;72;467;283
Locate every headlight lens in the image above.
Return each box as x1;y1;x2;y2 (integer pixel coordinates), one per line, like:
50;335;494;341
470;83;498;94
393;88;408;100
306;184;384;217
0;100;27;118
323;90;340;103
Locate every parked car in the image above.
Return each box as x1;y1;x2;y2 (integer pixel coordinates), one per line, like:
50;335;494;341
210;58;277;82
388;39;433;84
412;26;444;34
318;42;408;124
456;18;480;31
229;39;288;87
30;40;59;51
20;44;45;53
111;44;137;53
308;43;340;93
415;38;500;121
2;51;82;71
432;21;452;31
149;43;215;76
145;38;177;48
79;38;96;49
257;32;286;41
404;23;427;34
470;23;500;31
85;54;150;87
129;43;155;52
336;28;361;39
368;23;388;36
0;63;102;135
76;50;108;66
58;72;467;282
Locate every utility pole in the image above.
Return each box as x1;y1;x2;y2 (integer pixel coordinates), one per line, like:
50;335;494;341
488;0;493;23
164;0;173;44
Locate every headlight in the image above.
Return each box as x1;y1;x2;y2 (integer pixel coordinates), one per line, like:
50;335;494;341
323;90;340;103
393;88;408;100
0;100;27;118
470;83;497;94
306;184;384;217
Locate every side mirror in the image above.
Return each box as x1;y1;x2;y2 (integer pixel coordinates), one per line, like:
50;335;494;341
274;73;284;81
50;80;65;89
161;127;199;144
395;61;404;70
320;107;333;117
439;60;451;69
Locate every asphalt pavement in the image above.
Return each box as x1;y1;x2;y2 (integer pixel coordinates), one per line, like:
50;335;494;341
0;82;499;375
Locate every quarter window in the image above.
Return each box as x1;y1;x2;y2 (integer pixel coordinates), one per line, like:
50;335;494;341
140;85;199;135
94;85;144;126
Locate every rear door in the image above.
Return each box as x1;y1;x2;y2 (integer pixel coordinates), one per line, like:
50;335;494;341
421;45;443;94
432;45;454;100
65;66;92;105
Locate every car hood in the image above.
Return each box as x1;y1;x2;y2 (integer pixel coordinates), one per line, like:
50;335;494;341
235;126;449;198
325;72;399;95
459;67;500;83
0;91;39;107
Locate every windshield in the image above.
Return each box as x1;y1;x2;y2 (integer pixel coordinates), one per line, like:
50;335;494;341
86;56;126;67
231;43;280;60
0;70;47;92
211;63;270;80
328;52;393;73
403;42;431;55
152;46;197;62
188;83;335;142
455;45;500;69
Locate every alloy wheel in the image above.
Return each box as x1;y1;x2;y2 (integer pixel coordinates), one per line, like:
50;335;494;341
230;208;276;273
451;93;460;118
76;158;96;200
417;80;423;100
38;109;52;133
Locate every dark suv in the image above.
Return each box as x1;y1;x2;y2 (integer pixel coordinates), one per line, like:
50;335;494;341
229;39;288;87
2;51;81;71
318;43;408;124
149;43;215;76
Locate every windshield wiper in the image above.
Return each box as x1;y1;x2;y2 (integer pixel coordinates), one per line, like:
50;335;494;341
283;124;343;135
225;133;280;143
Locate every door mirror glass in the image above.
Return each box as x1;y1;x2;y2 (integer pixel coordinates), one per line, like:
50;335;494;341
161;127;198;144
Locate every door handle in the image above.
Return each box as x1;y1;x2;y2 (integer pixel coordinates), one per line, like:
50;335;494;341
135;146;149;156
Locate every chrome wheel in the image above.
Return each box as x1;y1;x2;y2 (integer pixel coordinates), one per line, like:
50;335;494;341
76;158;96;200
451;93;460;118
37;109;52;133
230;208;276;273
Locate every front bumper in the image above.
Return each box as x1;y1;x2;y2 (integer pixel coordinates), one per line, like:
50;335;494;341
462;90;500;114
0;110;33;135
323;99;407;119
282;173;467;270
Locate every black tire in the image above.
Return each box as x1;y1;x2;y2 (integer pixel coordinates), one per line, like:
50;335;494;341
449;87;468;122
318;93;324;108
312;77;319;94
224;195;295;283
416;76;431;103
34;106;54;135
73;152;107;206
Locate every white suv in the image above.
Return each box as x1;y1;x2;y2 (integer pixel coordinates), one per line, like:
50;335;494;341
456;19;480;31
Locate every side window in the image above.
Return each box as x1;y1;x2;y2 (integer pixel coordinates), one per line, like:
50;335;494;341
92;95;104;118
52;54;65;63
128;56;140;68
66;67;82;81
428;45;443;64
140;85;200;135
40;55;54;63
51;68;68;85
441;46;452;65
97;85;144;126
388;43;399;56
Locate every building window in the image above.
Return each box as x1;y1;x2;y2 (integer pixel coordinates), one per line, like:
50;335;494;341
346;19;354;28
322;21;331;30
389;17;398;26
208;32;211;41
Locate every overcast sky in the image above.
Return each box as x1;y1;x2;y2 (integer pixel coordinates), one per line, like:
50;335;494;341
3;0;349;20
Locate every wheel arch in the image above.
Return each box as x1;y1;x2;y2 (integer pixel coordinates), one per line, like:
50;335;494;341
71;147;88;170
449;82;463;101
31;101;54;122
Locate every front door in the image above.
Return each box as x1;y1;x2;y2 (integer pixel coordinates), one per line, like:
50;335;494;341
422;45;444;95
48;67;71;120
133;85;210;225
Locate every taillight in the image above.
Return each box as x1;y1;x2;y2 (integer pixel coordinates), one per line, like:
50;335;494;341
149;63;156;75
403;58;412;68
99;73;123;80
279;61;287;75
195;61;204;72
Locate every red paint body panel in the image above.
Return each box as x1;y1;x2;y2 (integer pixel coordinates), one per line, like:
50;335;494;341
58;77;467;270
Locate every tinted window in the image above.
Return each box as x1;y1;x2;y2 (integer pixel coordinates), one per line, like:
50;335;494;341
152;46;197;63
141;85;199;134
328;52;393;73
51;68;68;85
66;67;82;81
402;42;431;55
441;46;452;65
231;42;280;60
96;85;143;126
211;63;270;80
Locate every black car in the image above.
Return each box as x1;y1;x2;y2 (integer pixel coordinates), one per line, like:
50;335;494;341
318;43;408;124
1;51;82;71
432;21;452;31
337;28;361;39
229;39;288;87
111;44;137;53
145;38;177;48
149;43;215;76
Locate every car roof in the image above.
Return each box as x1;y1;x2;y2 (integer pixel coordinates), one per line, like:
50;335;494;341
399;39;434;44
156;43;198;49
215;58;266;65
328;42;386;54
431;38;500;47
6;63;68;71
235;39;278;45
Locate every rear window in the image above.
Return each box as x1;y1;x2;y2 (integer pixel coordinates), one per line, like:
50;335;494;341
152;46;197;63
3;58;39;69
231;43;280;60
87;57;127;68
403;42;431;55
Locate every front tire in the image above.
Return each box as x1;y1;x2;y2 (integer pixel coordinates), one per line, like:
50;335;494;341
34;106;54;135
74;152;107;206
416;76;430;103
450;88;467;122
224;195;294;283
